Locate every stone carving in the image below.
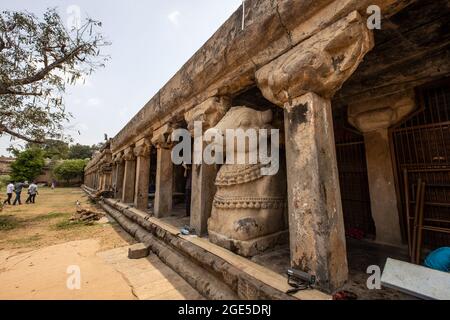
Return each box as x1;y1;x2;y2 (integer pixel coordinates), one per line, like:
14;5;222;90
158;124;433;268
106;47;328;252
255;11;374;106
348;90;416;133
207;106;287;257
123;146;136;161
113;152;124;164
134;139;151;158
184;96;231;133
151;123;174;149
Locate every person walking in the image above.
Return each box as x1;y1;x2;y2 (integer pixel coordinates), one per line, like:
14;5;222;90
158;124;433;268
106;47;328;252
3;181;14;205
13;181;25;205
26;182;38;204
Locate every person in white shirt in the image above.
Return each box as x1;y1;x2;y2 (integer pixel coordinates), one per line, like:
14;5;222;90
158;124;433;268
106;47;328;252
3;181;14;205
26;182;38;204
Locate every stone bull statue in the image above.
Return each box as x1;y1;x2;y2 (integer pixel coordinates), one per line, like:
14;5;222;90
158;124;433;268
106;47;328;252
207;106;288;257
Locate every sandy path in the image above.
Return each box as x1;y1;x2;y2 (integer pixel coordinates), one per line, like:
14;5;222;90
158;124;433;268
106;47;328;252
0;239;136;300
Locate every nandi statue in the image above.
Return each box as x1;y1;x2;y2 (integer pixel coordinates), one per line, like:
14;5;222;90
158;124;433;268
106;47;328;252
207;106;287;257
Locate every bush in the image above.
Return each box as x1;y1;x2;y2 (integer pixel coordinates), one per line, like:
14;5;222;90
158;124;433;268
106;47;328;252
53;159;88;185
10;148;45;182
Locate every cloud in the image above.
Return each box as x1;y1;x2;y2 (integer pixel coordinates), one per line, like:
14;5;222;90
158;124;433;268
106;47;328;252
168;10;181;26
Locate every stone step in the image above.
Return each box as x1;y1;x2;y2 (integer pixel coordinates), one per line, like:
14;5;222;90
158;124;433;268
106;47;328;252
82;186;329;300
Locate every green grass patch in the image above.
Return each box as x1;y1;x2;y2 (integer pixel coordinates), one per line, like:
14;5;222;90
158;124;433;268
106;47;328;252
0;215;20;230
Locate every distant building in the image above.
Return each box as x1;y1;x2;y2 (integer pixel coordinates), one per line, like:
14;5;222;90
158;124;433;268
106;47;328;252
0;157;15;175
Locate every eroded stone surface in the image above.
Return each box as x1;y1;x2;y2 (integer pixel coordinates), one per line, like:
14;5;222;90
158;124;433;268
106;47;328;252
207;106;288;257
255;11;374;106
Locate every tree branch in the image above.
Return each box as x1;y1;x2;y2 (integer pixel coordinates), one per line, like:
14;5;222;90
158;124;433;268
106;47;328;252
7;44;86;88
0;88;43;96
0;125;44;144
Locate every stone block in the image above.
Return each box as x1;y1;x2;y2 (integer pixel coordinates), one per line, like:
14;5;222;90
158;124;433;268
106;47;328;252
128;243;149;259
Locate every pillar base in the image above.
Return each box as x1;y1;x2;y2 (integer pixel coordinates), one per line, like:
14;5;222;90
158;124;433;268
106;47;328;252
208;230;289;257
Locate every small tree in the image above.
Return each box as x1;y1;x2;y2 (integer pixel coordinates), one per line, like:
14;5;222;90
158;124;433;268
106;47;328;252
10;148;45;182
53;159;87;185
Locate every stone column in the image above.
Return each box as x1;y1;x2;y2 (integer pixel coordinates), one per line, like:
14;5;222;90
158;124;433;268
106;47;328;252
184;97;230;235
284;93;347;292
348;91;416;246
121;146;137;204
154;146;172;217
134;140;151;211
255;11;373;292
114;153;125;199
152;125;174;218
111;163;117;192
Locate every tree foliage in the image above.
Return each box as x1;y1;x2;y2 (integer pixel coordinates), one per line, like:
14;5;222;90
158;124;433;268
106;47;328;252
53;158;87;183
27;139;69;159
10;148;45;181
68;143;93;159
0;8;109;143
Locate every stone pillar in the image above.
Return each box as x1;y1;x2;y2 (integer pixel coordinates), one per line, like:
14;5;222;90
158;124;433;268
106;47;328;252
121;147;137;204
134;140;151;211
284;93;347;292
114;153;125;199
255;11;373;292
154;146;173;217
111;163;117;192
184;97;230;235
151;124;174;218
348;91;416;246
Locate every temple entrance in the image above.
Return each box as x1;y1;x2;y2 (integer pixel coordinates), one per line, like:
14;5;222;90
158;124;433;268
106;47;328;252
391;79;450;252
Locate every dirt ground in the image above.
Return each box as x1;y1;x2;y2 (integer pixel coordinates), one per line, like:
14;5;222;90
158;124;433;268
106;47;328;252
0;187;200;300
0;187;135;252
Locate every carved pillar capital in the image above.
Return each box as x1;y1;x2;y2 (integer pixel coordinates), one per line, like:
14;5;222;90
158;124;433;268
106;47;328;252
123;146;136;161
151;123;175;149
184;96;231;133
113;152;124;164
255;11;373;107
134;139;151;158
348;90;416;133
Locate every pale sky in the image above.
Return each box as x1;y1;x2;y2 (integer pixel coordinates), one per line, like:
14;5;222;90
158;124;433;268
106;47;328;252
0;0;242;155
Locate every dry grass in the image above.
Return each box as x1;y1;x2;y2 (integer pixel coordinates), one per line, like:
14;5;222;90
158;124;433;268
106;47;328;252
0;187;135;252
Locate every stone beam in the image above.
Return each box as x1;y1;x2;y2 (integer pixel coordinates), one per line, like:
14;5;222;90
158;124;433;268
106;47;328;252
348;91;416;246
121;147;136;204
133;139;151;211
254;12;374;292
